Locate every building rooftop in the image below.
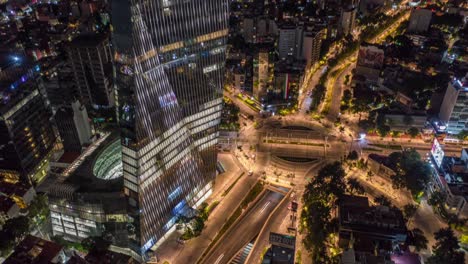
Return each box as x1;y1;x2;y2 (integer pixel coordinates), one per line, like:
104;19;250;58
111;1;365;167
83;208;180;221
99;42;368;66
4;235;63;264
339;195;407;239
69;33;109;48
0;196;16;213
48;132;124;211
84;249;137;264
57;152;81;164
0;181;31;197
391;252;422;264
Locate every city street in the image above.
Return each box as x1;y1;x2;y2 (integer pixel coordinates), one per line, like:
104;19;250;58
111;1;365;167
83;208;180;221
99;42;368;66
156;153;261;263
201;190;285;264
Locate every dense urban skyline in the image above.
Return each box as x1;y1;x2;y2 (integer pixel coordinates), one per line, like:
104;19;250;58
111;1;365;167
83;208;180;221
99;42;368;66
0;0;467;263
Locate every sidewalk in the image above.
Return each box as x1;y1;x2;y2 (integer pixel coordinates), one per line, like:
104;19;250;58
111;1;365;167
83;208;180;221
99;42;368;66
156;153;260;264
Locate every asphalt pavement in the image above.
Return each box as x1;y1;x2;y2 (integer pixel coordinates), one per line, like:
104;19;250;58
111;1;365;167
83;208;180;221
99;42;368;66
201;190;285;264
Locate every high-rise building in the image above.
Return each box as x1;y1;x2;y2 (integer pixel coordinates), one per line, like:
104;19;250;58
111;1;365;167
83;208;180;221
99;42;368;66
439;74;468;135
278;25;303;60
339;5;357;36
55;100;93;153
68;32;114;108
42;61;78;110
0;63;57;184
253;50;270;99
354;43;385;86
302;27;325;67
407;9;432;33
111;0;228;259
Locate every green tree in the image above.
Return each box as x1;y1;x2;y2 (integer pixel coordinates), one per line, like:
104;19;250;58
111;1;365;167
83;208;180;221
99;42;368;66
81;236;110;252
3;216;30;240
456;130;468;141
374;195;391;207
408;127;419;138
192;216;205;235
427;228;465;264
28;194;49;218
313;162;347;199
410;228;428;251
301;162;347;261
347;178;365;195
403;204;419;220
377;124;391;137
428;191;446;207
347;150;359;160
388;150;431;197
0;231;14;256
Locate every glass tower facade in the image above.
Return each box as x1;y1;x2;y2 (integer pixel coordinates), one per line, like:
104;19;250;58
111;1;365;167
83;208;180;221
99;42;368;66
111;0;228;257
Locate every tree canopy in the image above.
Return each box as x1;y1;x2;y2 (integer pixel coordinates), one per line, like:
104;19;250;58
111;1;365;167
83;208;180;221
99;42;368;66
388;149;431;197
427;228;465;264
301;162;347;262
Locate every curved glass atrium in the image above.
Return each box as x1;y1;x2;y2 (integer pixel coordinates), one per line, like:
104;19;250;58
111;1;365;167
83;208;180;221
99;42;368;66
93;139;123;180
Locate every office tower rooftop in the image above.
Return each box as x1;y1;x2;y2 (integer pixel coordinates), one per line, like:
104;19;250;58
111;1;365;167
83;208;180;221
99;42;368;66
68;32;114;109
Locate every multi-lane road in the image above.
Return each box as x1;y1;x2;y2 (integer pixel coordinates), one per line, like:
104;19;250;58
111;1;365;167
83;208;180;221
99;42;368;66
201;190;285;264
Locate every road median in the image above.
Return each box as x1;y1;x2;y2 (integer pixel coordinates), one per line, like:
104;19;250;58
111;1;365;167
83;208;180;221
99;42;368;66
196;180;265;264
243;187;292;264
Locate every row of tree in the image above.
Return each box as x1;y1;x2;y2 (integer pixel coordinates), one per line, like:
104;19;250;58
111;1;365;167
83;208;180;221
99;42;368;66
301;162;347;263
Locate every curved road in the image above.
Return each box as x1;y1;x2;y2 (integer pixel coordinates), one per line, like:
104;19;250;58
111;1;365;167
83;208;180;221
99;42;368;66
201;190;285;264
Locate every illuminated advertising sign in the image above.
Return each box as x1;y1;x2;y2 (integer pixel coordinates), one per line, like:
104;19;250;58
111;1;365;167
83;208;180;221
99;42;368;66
357;46;384;69
431;138;444;168
269;232;296;249
159;91;177;108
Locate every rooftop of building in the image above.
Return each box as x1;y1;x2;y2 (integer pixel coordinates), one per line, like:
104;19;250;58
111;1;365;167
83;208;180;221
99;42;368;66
57;152;81;164
69;32;109;48
0;56;42;115
0;196;16;213
441;156;468;184
274;59;306;74
452;74;468;90
262;245;295;264
48;132;123;198
339;195;407;236
448;183;468;197
0;180;32;197
84;249;137;264
4;235;63;264
65;255;88;264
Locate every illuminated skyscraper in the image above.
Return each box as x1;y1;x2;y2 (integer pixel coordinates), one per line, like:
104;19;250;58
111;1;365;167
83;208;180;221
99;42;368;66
111;0;228;258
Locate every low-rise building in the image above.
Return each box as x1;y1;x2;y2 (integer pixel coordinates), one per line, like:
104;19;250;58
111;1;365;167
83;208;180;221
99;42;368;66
367;154;396;179
4;235;66;264
338;195;407;249
48;133;127;243
0;170;36;225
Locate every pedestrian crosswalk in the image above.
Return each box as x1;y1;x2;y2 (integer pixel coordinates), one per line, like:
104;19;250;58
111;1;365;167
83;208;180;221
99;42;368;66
230;241;254;264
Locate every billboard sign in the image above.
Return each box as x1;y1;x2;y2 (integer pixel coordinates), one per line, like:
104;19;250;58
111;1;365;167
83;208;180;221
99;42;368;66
269;232;296;249
431;138;444;168
357;45;384;69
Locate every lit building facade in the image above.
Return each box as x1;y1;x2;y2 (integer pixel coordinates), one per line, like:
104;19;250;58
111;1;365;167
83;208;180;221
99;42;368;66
0;64;57;184
439;75;468;135
111;0;228;258
48;135;126;242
